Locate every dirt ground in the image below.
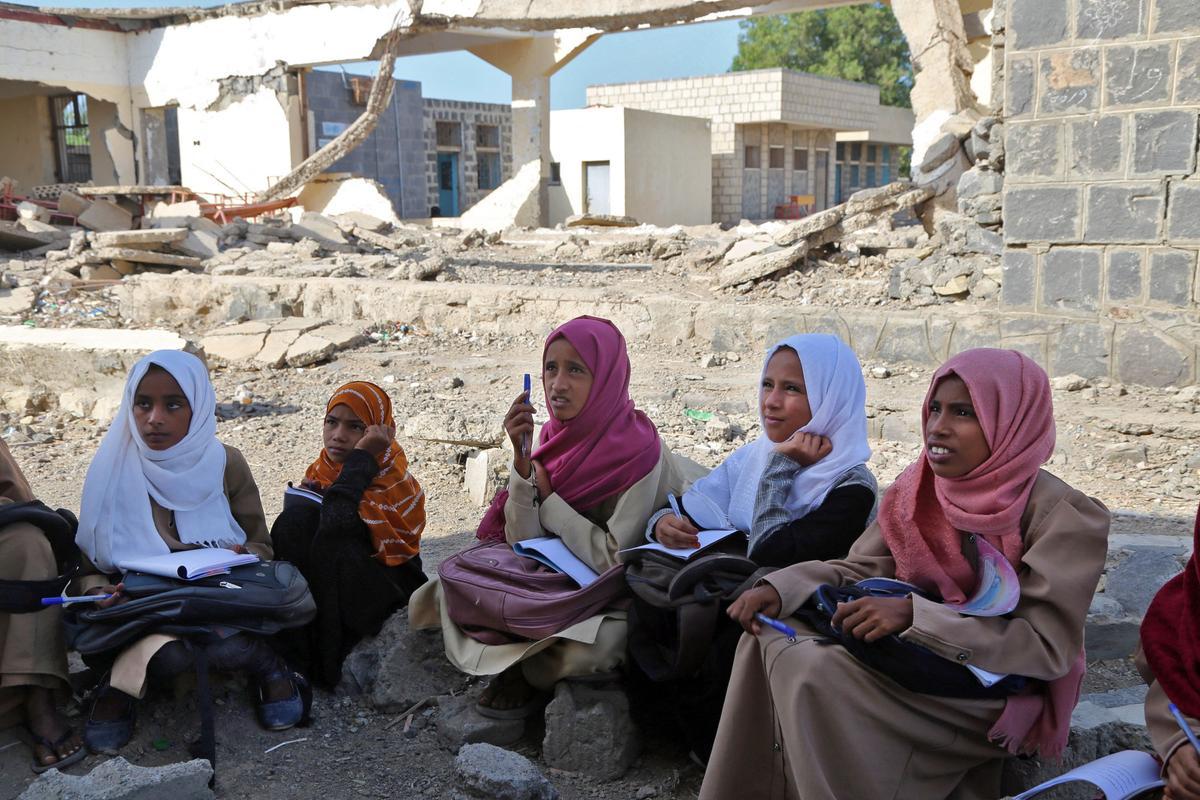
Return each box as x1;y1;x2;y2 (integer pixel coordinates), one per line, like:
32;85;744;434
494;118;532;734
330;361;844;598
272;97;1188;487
1;295;1197;798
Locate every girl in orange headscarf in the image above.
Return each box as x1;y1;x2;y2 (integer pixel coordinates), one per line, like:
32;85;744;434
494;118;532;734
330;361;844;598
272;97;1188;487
271;381;428;687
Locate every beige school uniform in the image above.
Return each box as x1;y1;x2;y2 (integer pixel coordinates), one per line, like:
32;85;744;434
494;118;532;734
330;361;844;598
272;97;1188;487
75;444;271;697
1136;648;1200;781
700;470;1110;800
0;440;70;729
409;444;706;689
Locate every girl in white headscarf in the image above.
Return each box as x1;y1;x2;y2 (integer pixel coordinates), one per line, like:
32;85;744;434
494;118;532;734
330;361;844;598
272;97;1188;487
74;350;307;754
635;333;878;764
647;333;877;566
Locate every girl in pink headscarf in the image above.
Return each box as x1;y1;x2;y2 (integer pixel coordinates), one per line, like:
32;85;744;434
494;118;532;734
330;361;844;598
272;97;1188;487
701;348;1111;800
409;316;706;718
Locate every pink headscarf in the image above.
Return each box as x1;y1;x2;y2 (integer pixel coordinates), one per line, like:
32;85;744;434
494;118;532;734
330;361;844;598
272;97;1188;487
880;349;1080;758
476;316;662;542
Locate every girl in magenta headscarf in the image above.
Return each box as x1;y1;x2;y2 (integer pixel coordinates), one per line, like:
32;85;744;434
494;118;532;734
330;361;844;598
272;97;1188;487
701;348;1111;800
410;316;705;718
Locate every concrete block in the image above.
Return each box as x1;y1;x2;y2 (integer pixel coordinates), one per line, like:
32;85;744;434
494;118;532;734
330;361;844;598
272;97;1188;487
464;449;494;507
94;227;188;248
1106;249;1143;302
1077;0;1146;39
174;230;220;260
1132;110;1198;176
201;331;266;362
253;328;302;368
1053;321;1110;379
1084;182;1165;243
1038;50;1101;115
1009;0;1068;49
542;681;639;781
18;756;213;800
284;332;337;367
77;199;133;232
1168;182;1200;241
1178;39;1200;105
956;168;1003;200
1152;0;1200;32
918;132;962;173
1148;248;1195;306
1069;116;1125;178
1105;44;1174;108
1041;248;1102;313
1006;56;1035;118
1006;122;1063;178
152;200;201;219
1004;186;1082;243
1000;250;1036;308
1115;326;1192;387
56;190;90;218
453;744;559;800
436;695;525;751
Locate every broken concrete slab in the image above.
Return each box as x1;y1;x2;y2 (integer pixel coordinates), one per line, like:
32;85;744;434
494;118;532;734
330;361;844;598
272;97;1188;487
717;242;809;288
334;211;389;233
403;412;503;448
174;230;221;260
93;228;189;248
291;211;350;247
297;175;400;226
18;756;213;800
722;236;775;264
151;200;202;220
845;182;915;216
56;190;91;219
0;286;36;315
202;331;268;363
0;221;54;251
77;199;134;232
453;744;559;800
773;207;845;247
253;328;302;368
565;213;639;228
92;247;204;269
284;331;338;367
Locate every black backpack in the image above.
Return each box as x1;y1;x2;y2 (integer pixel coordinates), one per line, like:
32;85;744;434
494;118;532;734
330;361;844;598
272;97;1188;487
624;546;770;682
0;501;80;613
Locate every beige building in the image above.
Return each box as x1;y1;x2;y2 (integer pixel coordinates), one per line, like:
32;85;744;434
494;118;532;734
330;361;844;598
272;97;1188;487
548;106;711;227
587;69;914;224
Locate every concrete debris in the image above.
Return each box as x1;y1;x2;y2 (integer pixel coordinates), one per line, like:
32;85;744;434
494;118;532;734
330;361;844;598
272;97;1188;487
200;317;366;368
565;213;640;228
18;756;213;800
437;694;526;750
453;744;559;800
77;199;134;232
542;680;640;781
340;609;468;712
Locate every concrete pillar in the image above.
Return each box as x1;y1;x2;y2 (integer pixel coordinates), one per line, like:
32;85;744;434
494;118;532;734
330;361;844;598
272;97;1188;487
469;30;598;227
889;0;979;164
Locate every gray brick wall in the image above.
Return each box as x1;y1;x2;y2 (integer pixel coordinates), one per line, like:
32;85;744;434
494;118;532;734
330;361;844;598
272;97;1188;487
305;71;426;218
1001;0;1200;387
422;99;513;217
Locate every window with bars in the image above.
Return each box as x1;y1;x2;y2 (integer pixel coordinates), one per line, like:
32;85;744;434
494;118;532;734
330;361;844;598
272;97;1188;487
478;151;502;190
51;94;91;183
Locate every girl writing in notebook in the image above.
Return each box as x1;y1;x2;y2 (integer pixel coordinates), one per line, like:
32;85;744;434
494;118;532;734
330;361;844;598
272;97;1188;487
410;315;705;719
1140;504;1200;799
75;350;308;753
271;381;428;687
701;348;1110;800
632;333;877;763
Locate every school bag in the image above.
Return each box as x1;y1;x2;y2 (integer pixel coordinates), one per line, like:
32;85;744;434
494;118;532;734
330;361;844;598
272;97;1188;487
623;547;768;682
439;541;629;643
0;500;80;613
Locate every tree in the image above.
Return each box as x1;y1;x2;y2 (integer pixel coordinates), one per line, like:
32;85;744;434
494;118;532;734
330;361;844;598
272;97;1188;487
731;3;913;108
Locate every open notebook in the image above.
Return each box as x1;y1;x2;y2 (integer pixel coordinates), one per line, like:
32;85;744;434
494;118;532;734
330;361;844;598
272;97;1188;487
1010;750;1164;800
117;548;260;581
620;528;743;560
511;536;599;587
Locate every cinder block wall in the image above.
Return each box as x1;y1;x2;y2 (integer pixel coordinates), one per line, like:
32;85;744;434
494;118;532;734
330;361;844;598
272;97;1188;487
422;99;513;217
1001;0;1200;387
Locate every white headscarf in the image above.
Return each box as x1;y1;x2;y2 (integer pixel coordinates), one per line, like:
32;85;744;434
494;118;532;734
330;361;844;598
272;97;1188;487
76;350;247;573
681;333;872;532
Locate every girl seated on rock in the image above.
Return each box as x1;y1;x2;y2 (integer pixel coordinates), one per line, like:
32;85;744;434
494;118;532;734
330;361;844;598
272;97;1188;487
409;315;705;718
0;440;85;772
75;350;308;753
634;332;877;763
701;348;1110;800
271;381;428;688
1139;505;1200;800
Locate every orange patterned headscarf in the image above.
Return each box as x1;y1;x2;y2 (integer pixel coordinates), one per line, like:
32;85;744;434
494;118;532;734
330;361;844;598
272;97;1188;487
304;381;425;566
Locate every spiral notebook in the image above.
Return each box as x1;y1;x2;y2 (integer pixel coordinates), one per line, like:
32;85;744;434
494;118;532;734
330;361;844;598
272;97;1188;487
117;548;260;581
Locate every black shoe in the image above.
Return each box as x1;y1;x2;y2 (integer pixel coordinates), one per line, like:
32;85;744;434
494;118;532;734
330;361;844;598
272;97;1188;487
84;686;136;754
256;669;311;731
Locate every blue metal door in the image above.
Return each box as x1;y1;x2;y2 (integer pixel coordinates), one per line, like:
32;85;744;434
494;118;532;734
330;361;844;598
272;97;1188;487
437;152;459;217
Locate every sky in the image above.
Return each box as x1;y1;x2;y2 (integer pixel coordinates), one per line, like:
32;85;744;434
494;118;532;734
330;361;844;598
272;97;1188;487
27;0;744;108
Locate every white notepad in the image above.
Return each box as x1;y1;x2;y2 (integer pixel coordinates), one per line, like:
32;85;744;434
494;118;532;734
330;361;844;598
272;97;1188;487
117;548;260;581
1011;750;1164;800
621;528;743;560
511;536;599;587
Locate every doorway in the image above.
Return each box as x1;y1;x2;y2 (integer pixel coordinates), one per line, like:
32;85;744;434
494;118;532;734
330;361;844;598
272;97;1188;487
583;161;610;215
437;152;459;217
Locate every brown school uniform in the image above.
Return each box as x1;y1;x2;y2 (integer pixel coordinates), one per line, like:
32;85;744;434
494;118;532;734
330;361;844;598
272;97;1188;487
75;444;270;697
699;470;1110;800
0;441;69;729
409;445;706;689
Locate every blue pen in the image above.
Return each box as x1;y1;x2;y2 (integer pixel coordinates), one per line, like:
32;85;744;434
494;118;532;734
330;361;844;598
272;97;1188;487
41;594;113;606
754;613;797;638
1168;702;1200;754
666;493;683;520
521;373;532;457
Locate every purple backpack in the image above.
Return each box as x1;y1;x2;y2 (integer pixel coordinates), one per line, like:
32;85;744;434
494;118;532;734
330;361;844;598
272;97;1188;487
438;542;629;645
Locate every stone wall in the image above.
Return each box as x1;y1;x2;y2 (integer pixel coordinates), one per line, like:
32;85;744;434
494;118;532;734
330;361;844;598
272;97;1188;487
1000;0;1200;387
422;99;513;217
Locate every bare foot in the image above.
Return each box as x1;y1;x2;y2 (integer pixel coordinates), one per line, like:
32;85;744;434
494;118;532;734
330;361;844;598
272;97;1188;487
24;687;83;769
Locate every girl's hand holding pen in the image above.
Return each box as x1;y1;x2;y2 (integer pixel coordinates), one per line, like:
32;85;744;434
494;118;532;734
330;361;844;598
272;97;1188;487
504;389;537;479
655;514;700;549
728;584;783;634
86;582;127;609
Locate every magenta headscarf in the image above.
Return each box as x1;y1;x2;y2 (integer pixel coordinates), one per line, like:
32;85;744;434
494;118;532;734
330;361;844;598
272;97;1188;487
476;316;662;542
879;349;1079;758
